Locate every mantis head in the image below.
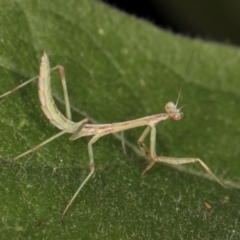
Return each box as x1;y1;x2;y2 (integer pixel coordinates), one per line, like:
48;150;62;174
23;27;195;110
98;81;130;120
165;102;183;120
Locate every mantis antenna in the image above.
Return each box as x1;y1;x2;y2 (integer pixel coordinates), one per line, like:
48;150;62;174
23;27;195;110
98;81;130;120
175;50;194;107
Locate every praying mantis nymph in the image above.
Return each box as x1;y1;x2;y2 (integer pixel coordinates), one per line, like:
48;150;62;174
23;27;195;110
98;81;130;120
0;52;226;222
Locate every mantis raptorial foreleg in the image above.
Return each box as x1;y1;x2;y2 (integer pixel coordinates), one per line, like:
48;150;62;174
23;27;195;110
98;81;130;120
0;52;226;223
137;124;226;188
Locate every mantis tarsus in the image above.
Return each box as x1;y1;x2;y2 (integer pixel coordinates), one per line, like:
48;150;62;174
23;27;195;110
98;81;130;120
0;52;226;222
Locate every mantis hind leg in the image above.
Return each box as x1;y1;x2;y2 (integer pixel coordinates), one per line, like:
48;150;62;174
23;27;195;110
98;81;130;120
0;65;60;99
0;55;71;119
57;65;72;120
7;118;88;162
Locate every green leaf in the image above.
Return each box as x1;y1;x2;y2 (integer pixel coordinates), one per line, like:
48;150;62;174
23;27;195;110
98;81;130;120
0;0;239;239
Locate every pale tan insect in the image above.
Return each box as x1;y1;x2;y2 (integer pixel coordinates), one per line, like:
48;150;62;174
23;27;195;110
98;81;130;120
204;202;212;210
0;52;226;222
